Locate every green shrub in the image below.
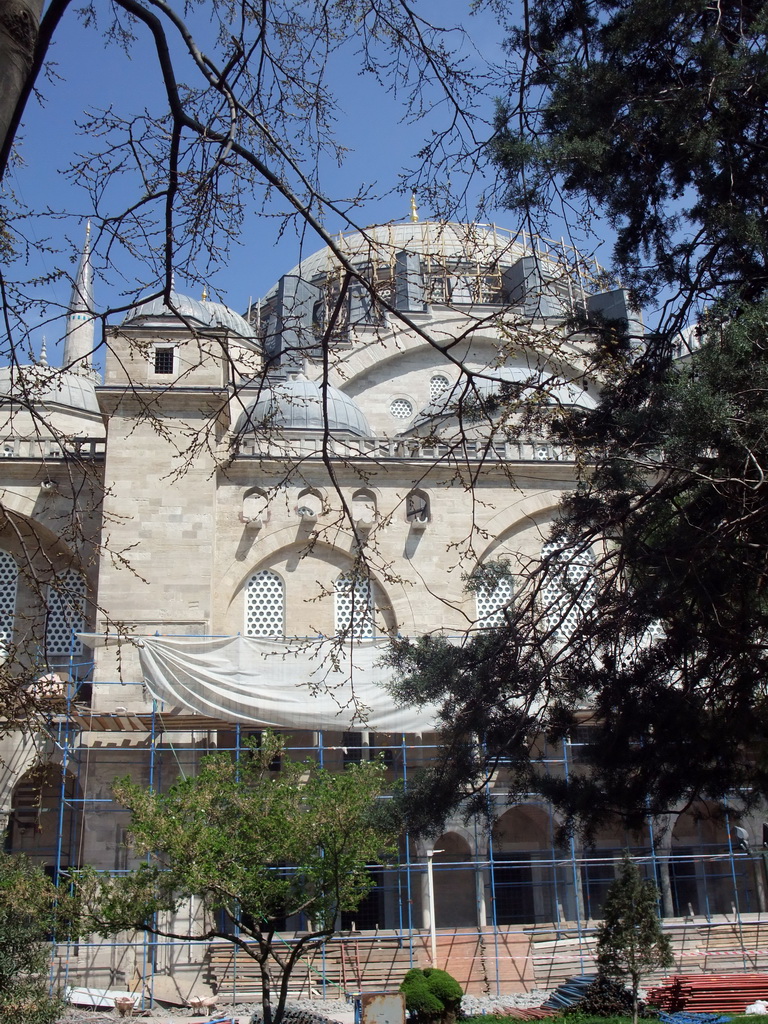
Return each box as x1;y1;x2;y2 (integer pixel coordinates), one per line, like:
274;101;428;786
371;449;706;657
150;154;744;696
400;967;464;1024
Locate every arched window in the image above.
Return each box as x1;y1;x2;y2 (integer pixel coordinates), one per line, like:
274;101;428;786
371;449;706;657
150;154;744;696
540;541;595;640
0;549;18;645
430;374;450;401
46;569;86;656
474;571;514;628
245;570;285;638
335;573;375;640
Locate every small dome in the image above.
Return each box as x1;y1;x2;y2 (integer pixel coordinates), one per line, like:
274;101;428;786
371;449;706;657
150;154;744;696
236;378;372;437
0;365;101;415
124;289;257;342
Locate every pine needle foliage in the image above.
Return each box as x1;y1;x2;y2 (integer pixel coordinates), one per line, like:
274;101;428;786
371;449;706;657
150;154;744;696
595;853;673;1024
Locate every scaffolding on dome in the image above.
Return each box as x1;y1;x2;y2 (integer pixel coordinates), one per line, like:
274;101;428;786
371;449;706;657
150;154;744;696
8;635;768;1010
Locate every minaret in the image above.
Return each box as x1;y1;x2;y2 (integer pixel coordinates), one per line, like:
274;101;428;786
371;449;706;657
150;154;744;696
62;221;98;379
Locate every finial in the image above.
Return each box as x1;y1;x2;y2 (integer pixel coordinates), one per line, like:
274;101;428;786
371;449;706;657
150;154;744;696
39;337;48;366
202;285;208;301
63;221;96;378
410;194;419;223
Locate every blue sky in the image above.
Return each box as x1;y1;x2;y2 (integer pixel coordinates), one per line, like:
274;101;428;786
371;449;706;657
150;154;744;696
3;0;615;364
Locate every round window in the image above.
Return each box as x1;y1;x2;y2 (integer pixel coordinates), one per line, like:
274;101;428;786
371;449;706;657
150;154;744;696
389;398;413;420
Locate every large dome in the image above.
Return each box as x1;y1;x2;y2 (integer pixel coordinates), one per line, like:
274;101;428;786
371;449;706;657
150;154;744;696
262;220;531;299
236;377;372;437
124;289;257;342
0;365;100;415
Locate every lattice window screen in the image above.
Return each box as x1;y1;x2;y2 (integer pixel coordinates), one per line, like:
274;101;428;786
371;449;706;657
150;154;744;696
540;541;595;639
389;398;413;420
335;574;375;640
245;570;285;638
0;550;17;645
430;375;449;401
476;575;514;628
46;569;86;656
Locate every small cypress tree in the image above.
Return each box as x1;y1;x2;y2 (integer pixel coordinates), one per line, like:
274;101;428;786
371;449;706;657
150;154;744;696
596;852;673;1024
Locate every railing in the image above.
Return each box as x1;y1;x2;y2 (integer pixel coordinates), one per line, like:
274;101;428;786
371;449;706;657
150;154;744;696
0;436;106;460
234;434;574;463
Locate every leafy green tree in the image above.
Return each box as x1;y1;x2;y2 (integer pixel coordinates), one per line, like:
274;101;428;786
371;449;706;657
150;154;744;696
78;736;397;1024
0;852;75;1024
595;853;673;1024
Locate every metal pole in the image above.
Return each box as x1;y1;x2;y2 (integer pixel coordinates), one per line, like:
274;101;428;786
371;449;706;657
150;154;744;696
427;849;444;966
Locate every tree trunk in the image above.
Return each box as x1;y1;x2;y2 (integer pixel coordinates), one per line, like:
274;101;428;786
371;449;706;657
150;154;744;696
0;0;43;160
259;955;273;1024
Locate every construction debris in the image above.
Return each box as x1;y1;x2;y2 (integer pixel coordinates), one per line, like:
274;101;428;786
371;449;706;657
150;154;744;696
541;974;598;1010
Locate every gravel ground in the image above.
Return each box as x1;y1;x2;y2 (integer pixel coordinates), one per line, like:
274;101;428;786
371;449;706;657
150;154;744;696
57;990;553;1023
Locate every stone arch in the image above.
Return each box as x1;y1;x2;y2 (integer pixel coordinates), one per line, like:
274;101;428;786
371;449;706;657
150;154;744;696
579;816;652;921
491;804;560;926
227;541;397;638
6;762;82;876
0;513;93;672
668;801;750;917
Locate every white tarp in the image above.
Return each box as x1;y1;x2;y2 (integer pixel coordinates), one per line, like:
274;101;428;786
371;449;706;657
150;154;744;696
128;634;438;732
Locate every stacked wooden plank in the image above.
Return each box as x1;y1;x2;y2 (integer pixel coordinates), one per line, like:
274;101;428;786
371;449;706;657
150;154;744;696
321;936;413;994
530;919;768;990
207;935;413;1001
647;973;768;1012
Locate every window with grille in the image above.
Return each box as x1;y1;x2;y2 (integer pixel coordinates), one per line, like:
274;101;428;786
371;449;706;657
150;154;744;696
540;541;595;640
46;569;86;656
475;574;514;627
430;375;450;401
153;346;175;374
0;550;17;645
335;573;374;640
389;398;413;420
245;570;285;638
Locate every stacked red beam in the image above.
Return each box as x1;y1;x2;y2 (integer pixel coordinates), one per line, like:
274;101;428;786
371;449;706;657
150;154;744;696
647;973;768;1012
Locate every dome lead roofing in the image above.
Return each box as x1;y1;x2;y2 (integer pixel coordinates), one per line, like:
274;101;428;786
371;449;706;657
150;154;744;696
123;289;257;342
235;377;372;437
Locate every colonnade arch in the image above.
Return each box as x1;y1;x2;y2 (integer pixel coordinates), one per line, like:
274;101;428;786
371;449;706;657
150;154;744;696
492;804;562;925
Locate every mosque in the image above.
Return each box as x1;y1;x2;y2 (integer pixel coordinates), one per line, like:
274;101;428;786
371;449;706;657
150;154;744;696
0;216;764;1005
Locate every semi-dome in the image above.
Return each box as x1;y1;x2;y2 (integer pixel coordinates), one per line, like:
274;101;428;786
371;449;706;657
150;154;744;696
236;377;372;437
124;289;257;342
405;363;597;434
0;365;101;415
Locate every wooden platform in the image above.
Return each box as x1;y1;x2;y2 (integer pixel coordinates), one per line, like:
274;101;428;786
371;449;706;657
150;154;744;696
207;935;412;1000
529;918;768;990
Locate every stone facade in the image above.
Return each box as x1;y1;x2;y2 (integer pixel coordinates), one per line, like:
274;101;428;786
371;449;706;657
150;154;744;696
0;219;764;1002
